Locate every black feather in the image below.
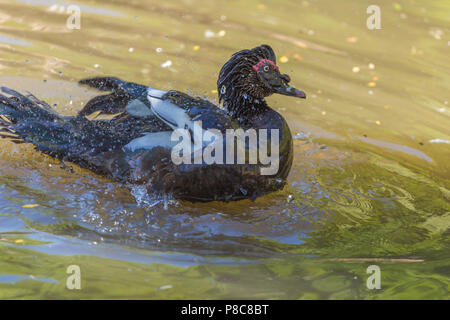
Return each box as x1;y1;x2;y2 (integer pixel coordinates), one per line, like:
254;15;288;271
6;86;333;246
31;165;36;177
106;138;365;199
78;77;149;117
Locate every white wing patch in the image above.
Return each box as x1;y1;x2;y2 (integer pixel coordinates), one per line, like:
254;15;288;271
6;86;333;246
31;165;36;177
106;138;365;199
124;131;175;152
125;87;168;117
147;87;167;99
147;93;208;152
147;95;191;129
125;99;153;117
126;88;221;154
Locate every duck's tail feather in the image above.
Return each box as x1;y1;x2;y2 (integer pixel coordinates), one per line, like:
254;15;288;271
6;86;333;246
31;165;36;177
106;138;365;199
0;115;24;143
0;87;61;123
0;87;78;157
78;77;148;117
0;86;130;175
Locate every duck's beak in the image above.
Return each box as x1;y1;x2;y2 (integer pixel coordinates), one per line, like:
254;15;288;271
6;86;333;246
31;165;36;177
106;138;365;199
273;84;306;98
271;74;306;98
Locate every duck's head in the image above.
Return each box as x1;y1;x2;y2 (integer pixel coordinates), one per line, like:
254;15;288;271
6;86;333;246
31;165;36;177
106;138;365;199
217;44;306;117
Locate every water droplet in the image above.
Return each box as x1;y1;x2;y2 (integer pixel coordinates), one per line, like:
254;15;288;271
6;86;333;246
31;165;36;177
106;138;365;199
204;30;215;38
161;60;172;68
158;285;173;290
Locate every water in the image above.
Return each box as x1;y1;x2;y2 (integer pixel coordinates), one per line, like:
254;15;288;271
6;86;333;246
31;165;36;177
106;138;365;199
0;0;449;299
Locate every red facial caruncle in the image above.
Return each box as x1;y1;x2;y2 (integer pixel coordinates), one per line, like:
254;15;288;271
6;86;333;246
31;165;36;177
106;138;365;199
252;59;279;72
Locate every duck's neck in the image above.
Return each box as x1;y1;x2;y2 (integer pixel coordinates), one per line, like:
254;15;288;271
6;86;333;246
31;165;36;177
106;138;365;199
223;93;271;123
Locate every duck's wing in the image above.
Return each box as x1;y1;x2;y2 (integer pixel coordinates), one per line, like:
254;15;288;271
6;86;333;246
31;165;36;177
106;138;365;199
79;78;229;154
147;90;228;130
78;77;153;117
79;76;226;125
123;88;230;153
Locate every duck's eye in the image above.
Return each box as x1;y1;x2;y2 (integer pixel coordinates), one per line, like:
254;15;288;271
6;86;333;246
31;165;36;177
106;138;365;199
263;65;270;72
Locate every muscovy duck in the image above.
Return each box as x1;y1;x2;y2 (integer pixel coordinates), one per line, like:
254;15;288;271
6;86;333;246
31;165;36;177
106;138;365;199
0;44;306;202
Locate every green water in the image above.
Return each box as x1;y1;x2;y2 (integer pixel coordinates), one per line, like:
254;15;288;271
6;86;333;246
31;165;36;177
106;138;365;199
0;0;449;299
